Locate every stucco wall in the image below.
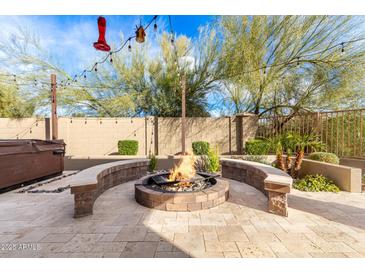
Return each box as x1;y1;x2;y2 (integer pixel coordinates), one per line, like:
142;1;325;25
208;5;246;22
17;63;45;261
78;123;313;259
340;158;365;174
0;114;257;156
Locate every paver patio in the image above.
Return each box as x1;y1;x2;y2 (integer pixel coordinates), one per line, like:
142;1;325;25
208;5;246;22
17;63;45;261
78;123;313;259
0;175;364;258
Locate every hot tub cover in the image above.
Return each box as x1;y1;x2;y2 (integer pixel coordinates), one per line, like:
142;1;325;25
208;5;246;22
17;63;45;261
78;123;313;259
0;139;65;156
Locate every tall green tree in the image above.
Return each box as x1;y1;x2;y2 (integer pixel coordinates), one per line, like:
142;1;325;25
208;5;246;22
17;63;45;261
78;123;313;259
0;80;34;118
94;28;222;117
219;16;365;121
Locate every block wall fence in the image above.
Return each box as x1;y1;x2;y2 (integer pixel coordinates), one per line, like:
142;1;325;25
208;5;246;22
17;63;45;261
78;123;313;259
0;114;258;156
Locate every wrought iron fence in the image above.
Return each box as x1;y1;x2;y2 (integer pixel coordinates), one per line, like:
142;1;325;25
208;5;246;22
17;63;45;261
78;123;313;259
256;108;365;158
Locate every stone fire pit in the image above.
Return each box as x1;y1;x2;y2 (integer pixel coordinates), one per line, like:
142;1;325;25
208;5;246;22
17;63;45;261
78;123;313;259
135;172;229;211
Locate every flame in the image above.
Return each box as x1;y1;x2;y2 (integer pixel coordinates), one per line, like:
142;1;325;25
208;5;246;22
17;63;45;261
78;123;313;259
168;153;196;182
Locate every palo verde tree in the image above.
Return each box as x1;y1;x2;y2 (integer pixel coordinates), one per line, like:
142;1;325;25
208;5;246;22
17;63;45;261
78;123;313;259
92;28;223;117
0;79;35;118
218;16;365;125
0;26;222;117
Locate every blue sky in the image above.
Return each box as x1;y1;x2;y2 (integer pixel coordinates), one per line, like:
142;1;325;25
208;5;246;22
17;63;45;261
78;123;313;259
0;15;215;76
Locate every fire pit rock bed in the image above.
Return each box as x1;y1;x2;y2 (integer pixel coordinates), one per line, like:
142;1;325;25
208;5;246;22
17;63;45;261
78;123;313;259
135;173;229;211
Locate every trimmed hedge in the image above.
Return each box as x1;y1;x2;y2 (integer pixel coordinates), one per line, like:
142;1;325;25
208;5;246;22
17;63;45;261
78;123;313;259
245;139;271;155
118;140;138;155
192;141;210;155
294;174;340;192
309;152;339;165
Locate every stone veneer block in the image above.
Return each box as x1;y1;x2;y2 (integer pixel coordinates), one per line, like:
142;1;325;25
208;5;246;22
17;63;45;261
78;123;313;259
166;203;188;211
268;191;288;217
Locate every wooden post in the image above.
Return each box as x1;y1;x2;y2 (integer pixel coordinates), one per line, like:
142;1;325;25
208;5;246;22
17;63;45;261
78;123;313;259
144;117;148;156
51;74;58;140
228;116;232;155
154;116;159;155
181;74;186;155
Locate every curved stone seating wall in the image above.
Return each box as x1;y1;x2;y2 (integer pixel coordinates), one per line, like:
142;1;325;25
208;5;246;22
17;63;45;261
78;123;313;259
220;158;292;216
70;159;149;218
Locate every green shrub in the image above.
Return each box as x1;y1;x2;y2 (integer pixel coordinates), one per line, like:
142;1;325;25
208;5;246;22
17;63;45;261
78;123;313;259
118;140;138;155
148;153;157;171
294;174;340;192
243;155;272;165
309;152;339;165
195;147;220;173
245;139;270;155
192;141;210;155
207;146;220;173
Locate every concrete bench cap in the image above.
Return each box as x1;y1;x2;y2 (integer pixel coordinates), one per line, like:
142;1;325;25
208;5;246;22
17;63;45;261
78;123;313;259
70;159;149;188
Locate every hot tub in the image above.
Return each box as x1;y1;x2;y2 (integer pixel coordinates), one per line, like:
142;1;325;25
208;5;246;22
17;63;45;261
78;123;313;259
0;139;65;190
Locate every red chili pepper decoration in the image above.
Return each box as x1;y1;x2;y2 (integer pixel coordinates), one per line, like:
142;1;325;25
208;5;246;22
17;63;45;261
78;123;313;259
93;16;111;52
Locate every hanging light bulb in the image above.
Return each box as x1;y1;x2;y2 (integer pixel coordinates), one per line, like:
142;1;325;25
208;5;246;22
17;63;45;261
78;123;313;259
109;52;113;63
128;41;132;52
135;25;146;43
94;63;98;72
74;75;77;82
153;17;158;32
13;74;16;82
171;34;175;44
84;74;87;79
341;42;345;53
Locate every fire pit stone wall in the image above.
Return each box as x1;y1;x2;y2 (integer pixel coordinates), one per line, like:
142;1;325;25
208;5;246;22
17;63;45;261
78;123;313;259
135;177;229;211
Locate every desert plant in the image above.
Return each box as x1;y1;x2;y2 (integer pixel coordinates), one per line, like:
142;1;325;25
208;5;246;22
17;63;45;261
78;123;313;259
207;146;220;173
245;139;271;155
294;174;340;192
290;134;326;178
148;153;157;172
275;142;287;172
271;133;326;178
309;152;339;165
194;155;210;172
192;141;210;155
118;140;138;155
